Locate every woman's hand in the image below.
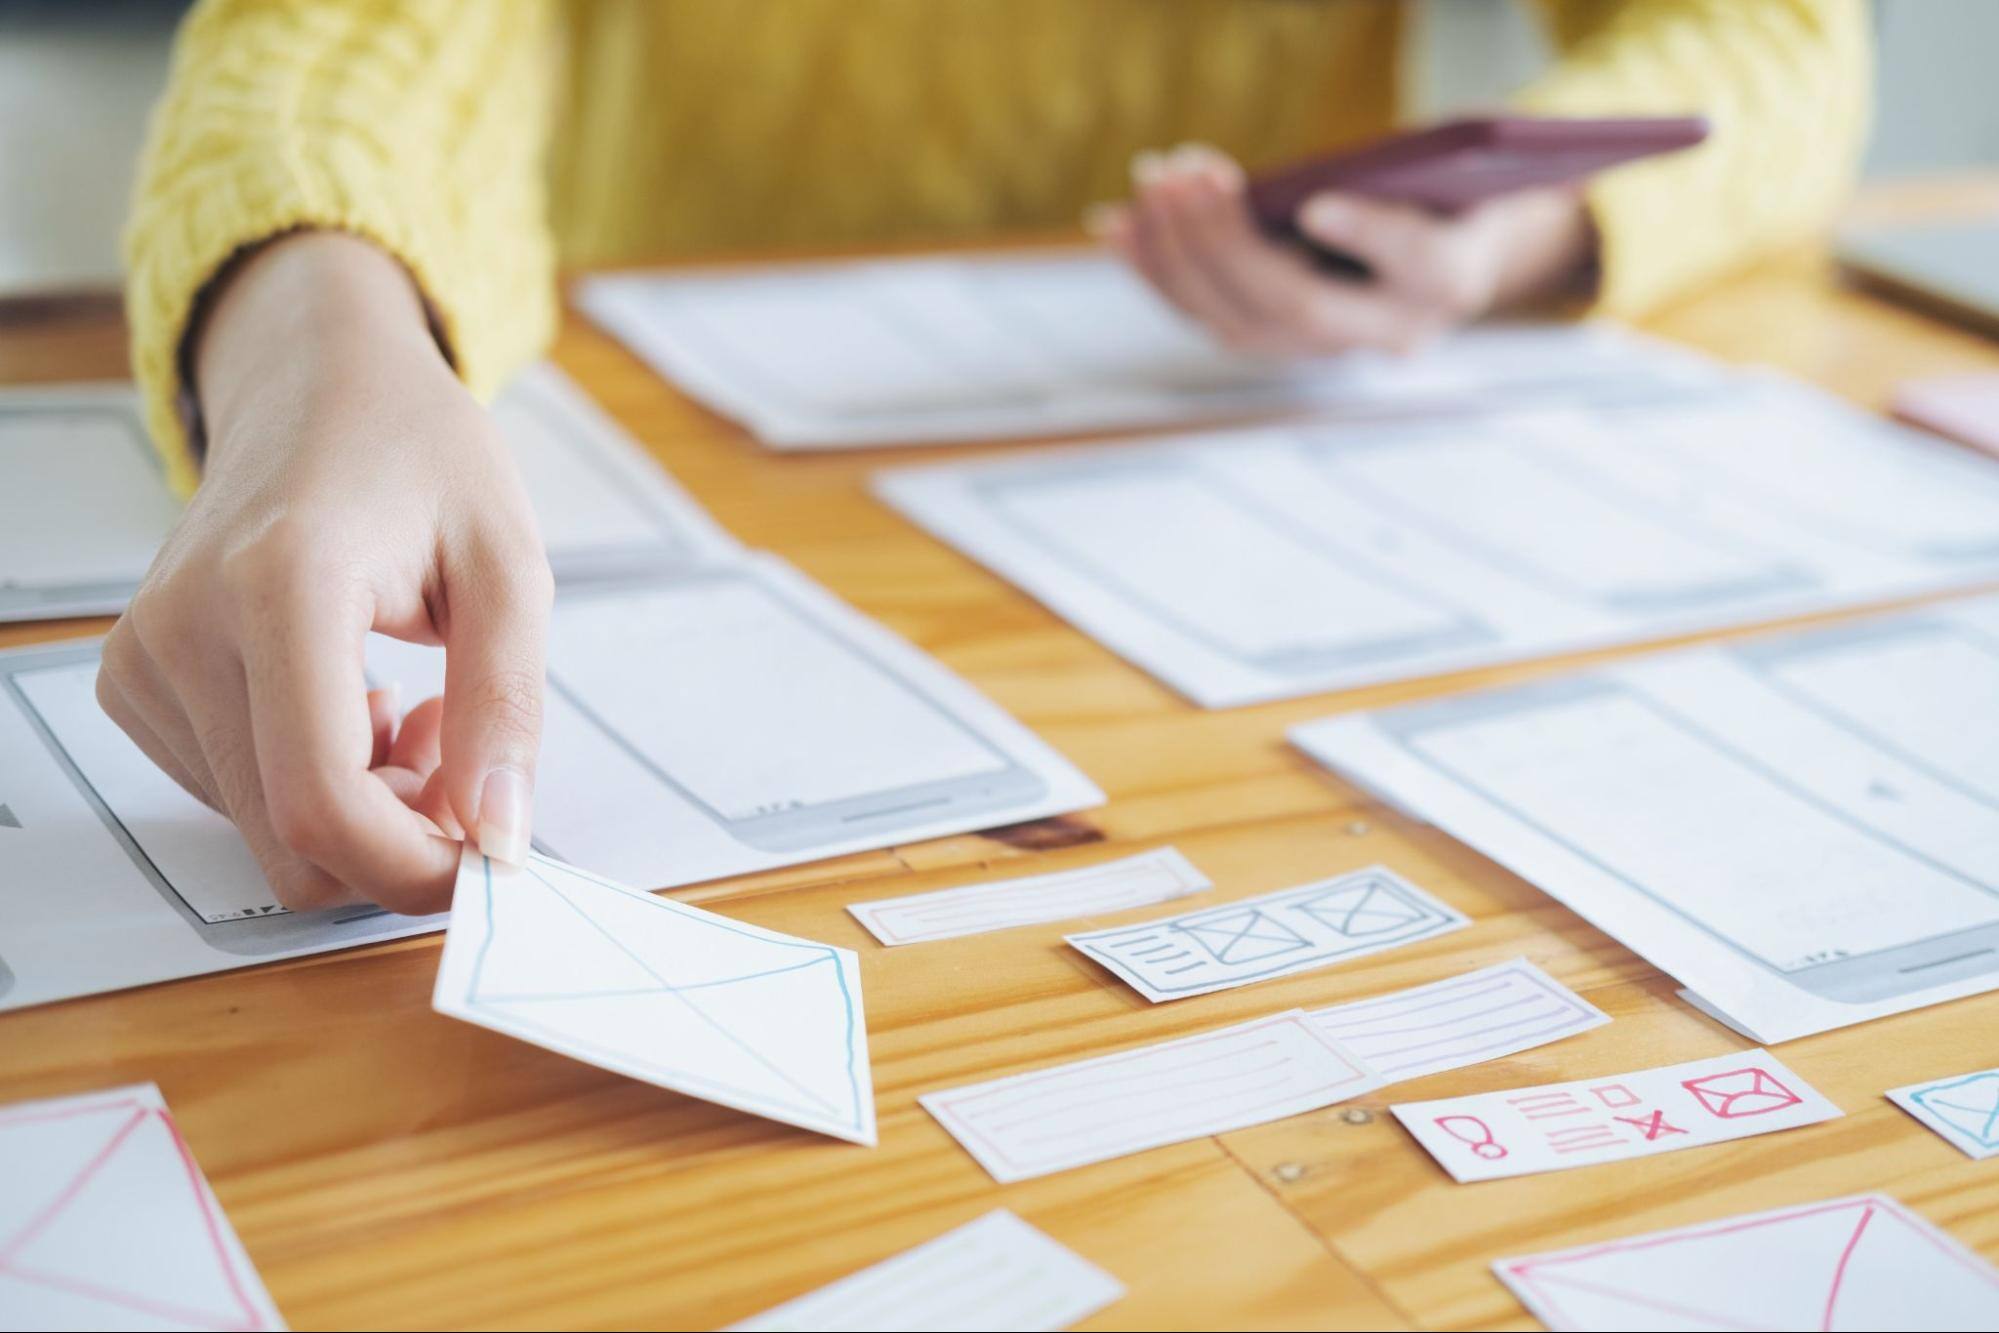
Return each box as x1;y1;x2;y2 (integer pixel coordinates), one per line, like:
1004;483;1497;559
1094;143;1595;357
98;230;552;915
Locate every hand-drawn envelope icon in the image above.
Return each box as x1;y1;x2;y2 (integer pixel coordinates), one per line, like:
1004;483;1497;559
435;852;876;1145
0;1085;282;1330
1178;908;1311;965
1294;879;1431;939
1495;1194;1999;1332
1681;1066;1803;1119
1912;1071;1999;1149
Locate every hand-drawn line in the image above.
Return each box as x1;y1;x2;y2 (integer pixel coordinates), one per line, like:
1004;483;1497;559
1910;1071;1999;1147
1682;1068;1802;1120
465;858;865;1134
941;1038;1289;1118
1591;1084;1641;1109
1172;909;1312;965
1292;880;1434;938
1615;1111;1686;1141
1434;1114;1509;1160
0;1095;267;1331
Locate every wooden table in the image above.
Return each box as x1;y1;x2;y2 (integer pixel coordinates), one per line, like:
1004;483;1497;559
3;176;1997;1332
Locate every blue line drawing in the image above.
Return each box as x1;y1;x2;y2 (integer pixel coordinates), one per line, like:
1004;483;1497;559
443;854;874;1143
1910;1070;1999;1150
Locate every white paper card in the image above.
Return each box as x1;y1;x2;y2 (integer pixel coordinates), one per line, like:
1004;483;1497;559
876;380;1999;706
0;365;733;624
727;1210;1122;1332
435;849;876;1144
1495;1194;1999;1332
1293;595;1999;1044
0;640;445;1015
1889;1066;1999;1160
1065;865;1466;1002
922;1010;1381;1183
848;847;1209;946
368;555;1100;891
1308;959;1608;1084
1394;1049;1841;1182
0;1082;287;1331
578;250;1713;448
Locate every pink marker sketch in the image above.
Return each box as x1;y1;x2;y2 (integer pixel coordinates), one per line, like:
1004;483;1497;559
1615;1110;1686;1141
1434;1114;1509;1160
1682;1066;1803;1119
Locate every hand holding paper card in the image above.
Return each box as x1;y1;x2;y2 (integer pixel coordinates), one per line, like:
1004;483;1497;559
0;1083;287;1331
1890;1066;1999;1160
433;849;876;1144
1393;1050;1840;1182
1495;1194;1999;1331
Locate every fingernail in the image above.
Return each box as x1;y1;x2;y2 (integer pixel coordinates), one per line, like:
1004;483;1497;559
476;767;531;866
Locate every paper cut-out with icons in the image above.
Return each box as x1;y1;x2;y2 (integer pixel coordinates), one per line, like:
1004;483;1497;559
1065;865;1467;1001
1890;1066;1999;1160
434;849;876;1144
0;1082;287;1330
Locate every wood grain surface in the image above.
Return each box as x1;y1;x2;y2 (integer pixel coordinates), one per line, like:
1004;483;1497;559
1;176;1996;1331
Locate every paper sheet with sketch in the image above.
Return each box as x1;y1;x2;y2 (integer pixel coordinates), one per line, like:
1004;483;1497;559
0;1082;288;1331
726;1210;1123;1332
1293;595;1999;1044
1395;1049;1841;1182
1494;1194;1999;1332
876;378;1999;706
1889;1066;1999;1160
922;1010;1382;1183
576;249;1714;448
847;847;1210;946
436;849;875;1143
368;554;1100;890
0;365;736;624
1065;865;1466;1001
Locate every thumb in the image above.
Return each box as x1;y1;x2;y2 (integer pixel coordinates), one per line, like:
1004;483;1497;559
1296;191;1437;285
439;538;553;866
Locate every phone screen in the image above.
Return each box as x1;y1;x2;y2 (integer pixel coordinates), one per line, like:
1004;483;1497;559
1397;676;1999;976
547;575;1015;823
979;461;1475;669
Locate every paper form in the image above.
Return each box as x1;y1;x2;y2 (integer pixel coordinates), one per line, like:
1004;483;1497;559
1292;595;1999;1043
1065;865;1466;1001
847;847;1210;946
1307;959;1608;1084
0;1082;287;1331
435;849;876;1143
1494;1194;1999;1331
921;1010;1382;1183
577;249;1713;448
0;365;733;624
368;554;1100;890
1889;1066;1999;1160
0;640;445;1015
726;1210;1123;1332
875;379;1999;706
1394;1049;1840;1182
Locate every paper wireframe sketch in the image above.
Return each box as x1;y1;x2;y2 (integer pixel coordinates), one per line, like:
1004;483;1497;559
0;640;445;1015
0;382;180;622
1494;1193;1999;1332
367;554;1100;890
1308;959;1608;1084
0;366;729;625
435;849;876;1144
0;1082;287;1331
1393;1049;1840;1183
727;1210;1123;1332
1065;865;1466;1002
1890;1066;1999;1160
848;847;1209;946
578;249;1713;448
1293;594;1999;1044
922;1010;1381;1183
875;378;1999;707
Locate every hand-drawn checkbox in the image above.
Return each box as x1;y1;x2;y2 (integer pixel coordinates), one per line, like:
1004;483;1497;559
1591;1083;1641;1109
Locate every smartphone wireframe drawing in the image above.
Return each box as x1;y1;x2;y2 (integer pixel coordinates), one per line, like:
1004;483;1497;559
967;452;1491;676
0;643;436;958
540;565;1049;854
1373;620;1999;1004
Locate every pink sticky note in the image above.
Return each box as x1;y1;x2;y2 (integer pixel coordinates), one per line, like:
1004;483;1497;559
1893;373;1999;457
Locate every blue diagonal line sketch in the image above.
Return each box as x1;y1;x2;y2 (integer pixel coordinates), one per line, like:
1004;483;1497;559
1913;1071;1999;1148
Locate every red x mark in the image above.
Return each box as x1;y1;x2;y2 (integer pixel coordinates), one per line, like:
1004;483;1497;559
1615;1110;1687;1140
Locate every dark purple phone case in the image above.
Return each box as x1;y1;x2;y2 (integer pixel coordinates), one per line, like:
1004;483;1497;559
1249;115;1710;229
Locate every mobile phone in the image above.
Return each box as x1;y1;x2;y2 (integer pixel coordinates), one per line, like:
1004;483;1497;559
1248;115;1709;275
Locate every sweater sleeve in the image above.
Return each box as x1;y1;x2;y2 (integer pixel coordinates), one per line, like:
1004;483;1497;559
124;0;559;496
1517;0;1873;319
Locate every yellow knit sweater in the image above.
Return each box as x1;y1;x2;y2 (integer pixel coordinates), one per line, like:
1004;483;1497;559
126;0;1872;496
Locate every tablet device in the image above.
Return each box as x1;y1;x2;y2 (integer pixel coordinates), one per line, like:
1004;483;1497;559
1249;115;1710;232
